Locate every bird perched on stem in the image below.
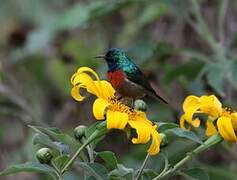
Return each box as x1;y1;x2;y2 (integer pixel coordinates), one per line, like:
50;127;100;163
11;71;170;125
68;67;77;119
96;48;168;105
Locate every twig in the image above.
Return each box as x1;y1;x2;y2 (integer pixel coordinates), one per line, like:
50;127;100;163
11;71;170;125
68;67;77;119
135;153;150;180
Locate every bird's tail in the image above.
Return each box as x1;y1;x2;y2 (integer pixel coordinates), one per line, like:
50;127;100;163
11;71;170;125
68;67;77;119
155;93;168;104
147;89;168;104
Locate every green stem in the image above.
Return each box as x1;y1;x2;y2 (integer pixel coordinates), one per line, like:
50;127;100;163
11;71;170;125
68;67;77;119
153;153;169;179
61;124;107;174
153;134;223;180
135;153;150;180
86;145;95;163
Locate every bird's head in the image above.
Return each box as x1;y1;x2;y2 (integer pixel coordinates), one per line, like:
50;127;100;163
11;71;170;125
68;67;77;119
96;48;127;70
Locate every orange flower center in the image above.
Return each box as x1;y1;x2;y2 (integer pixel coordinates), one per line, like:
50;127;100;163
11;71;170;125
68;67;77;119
221;107;233;118
108;97;136;116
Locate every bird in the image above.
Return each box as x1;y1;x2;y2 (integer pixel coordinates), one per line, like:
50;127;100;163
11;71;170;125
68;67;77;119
96;48;168;105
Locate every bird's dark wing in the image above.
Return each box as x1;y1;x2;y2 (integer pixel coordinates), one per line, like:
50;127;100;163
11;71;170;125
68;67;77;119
124;62;168;104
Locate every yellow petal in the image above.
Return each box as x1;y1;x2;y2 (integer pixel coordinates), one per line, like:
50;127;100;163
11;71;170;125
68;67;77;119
76;67;115;99
133;112;152;125
192;118;201;127
183;96;200;122
200;95;222;118
128;121;150;144
107;110;128;130
180;115;200;129
76;67;100;81
217;117;237;142
93;81;115;100
205;120;217;136
147;126;161;155
183;95;199;112
72;73;101;97
231;112;237;130
180;115;186;129
93;98;110;120
71;85;85;101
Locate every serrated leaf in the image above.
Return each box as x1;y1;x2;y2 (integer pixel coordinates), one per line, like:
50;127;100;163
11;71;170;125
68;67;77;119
77;162;109;180
30;125;80;151
109;164;134;179
29;125;87;160
0;162;57;178
53;155;70;171
97;151;118;169
167;128;202;144
32;133;59;151
183;168;209;180
157;122;179;132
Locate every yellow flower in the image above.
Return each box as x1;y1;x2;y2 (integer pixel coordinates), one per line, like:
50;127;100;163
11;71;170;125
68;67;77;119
71;67;161;155
180;95;237;142
216;110;237;142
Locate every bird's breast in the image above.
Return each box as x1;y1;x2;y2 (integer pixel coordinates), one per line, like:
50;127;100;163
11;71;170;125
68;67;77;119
107;70;125;88
107;70;146;98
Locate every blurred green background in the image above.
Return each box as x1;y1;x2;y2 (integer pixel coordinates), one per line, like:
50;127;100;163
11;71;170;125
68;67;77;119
0;0;237;179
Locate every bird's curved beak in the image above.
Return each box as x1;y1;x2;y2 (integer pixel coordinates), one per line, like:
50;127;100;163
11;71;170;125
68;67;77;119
95;55;106;59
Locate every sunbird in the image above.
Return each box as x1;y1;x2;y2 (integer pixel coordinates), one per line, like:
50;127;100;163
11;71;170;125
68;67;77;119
96;48;168;104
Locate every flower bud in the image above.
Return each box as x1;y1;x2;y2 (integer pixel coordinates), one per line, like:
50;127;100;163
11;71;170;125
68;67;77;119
36;148;53;164
134;99;147;112
74;125;87;140
160;133;168;147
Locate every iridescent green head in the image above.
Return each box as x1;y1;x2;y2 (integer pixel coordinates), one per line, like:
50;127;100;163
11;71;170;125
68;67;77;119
96;48;129;71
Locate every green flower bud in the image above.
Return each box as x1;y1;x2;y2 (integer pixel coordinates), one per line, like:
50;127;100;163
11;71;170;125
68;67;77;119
160;133;168;147
134;99;147;112
74;125;87;140
36;148;53;164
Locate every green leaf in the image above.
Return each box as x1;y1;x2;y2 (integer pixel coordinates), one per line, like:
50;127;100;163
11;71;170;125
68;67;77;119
97;151;118;169
0;162;57;178
109;164;134;180
53;155;70;172
167;128;202;144
32;133;59;151
53;142;70;155
30;126;79;151
85;122;105;149
206;63;227;96
77;162;109;180
157;122;179;132
29;125;87;160
183;168;209;180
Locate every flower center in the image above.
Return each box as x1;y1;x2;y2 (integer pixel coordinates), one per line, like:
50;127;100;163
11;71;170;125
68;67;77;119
222;107;233;117
108;97;136;117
